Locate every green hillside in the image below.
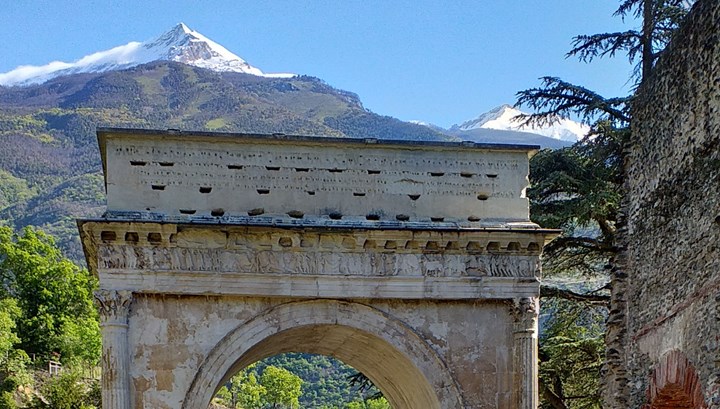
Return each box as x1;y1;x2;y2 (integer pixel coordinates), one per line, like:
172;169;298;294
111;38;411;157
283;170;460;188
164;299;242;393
0;61;450;261
251;353;384;408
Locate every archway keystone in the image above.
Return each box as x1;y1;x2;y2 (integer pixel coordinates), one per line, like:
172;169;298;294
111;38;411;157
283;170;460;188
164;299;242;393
79;128;559;409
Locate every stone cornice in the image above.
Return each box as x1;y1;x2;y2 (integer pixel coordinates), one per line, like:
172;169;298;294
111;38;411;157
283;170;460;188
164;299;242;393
79;220;558;262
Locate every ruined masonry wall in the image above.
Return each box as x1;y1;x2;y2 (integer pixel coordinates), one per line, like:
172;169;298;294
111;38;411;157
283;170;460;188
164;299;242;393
624;1;720;407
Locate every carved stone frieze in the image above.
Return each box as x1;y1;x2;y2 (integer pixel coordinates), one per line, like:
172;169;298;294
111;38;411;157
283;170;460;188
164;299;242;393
97;243;540;278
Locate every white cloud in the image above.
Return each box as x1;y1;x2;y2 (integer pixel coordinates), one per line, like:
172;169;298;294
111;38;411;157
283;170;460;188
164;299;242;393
0;41;147;86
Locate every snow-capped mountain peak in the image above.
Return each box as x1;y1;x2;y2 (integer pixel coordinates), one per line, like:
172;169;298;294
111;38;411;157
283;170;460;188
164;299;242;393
0;23;294;87
408;120;446;133
143;23;263;75
454;104;517;130
451;104;589;142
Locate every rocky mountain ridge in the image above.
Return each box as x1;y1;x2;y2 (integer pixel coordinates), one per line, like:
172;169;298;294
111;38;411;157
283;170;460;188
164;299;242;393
450;104;588;142
0;60;450;260
0;24;579;260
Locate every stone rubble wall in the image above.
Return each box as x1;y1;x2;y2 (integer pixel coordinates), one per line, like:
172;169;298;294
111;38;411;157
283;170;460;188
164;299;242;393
623;0;720;407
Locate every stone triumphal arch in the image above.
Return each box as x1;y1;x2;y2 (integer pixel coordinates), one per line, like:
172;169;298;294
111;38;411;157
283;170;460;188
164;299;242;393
79;128;558;409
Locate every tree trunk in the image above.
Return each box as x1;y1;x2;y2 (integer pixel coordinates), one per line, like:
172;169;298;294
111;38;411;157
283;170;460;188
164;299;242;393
641;0;655;81
539;378;569;409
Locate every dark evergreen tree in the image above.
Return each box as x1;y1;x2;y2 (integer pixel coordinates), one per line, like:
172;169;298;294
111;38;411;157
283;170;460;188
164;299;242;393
515;1;694;408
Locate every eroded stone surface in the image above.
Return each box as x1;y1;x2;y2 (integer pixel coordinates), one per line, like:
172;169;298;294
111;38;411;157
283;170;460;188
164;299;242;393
81;128;558;409
100;128;535;223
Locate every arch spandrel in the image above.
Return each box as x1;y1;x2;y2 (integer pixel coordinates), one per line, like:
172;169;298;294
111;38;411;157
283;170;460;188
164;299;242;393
182;299;463;409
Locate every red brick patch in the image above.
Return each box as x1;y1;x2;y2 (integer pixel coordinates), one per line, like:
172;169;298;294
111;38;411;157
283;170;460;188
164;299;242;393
644;350;708;408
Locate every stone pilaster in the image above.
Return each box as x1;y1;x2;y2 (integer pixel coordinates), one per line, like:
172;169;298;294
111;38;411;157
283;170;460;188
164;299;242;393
95;290;133;409
512;297;539;409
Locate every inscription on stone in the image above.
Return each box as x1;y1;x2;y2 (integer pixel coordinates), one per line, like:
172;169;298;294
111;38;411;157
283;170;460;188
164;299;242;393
103;132;535;221
119;147;520;196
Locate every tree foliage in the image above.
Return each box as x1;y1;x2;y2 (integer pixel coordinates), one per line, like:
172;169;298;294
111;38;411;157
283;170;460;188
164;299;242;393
0;299;20;358
214;363;303;409
539;299;605;409
0;297;31;404
344;397;390;409
260;366;303;409
216;364;266;409
258;354;381;407
28;369;100;409
517;1;694;408
212;354;391;409
0;226;100;364
519;0;694;286
0;226;100;408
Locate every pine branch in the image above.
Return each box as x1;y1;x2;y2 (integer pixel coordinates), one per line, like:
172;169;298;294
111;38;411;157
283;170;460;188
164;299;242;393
515;77;630;125
544;236;611;253
347;372;382;400
540;285;610;305
614;0;642;19
568;31;642;63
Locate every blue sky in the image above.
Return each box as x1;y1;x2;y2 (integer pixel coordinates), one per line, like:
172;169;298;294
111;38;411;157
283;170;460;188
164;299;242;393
1;1;637;128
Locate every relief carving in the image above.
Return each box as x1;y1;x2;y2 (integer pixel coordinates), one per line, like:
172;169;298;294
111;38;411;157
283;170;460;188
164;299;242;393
338;253;363;276
94;290;133;326
151;247;172;270
321;252;342;275
465;256;487;276
396;254;421;276
231;251;257;272
98;243;540;279
257;251;280;273
294;253;318;275
422;254;444;277
486;255;537;277
369;253;396;276
512;297;539;334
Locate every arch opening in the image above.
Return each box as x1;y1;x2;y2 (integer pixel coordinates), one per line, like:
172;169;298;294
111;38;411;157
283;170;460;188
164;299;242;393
218;324;433;408
646;350;707;409
211;351;390;408
183;300;463;409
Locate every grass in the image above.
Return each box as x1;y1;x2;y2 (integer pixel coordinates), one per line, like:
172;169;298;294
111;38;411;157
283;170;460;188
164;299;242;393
205;117;229;130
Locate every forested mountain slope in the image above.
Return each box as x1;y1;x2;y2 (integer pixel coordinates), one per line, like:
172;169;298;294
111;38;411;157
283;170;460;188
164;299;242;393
0;61;450;260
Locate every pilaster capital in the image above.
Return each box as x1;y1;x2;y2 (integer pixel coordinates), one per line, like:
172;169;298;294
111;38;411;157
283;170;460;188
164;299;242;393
94;289;133;327
512;297;538;335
